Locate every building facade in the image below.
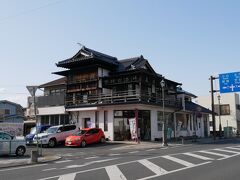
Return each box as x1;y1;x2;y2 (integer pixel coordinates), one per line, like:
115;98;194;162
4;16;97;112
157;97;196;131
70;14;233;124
26;78;69;127
53;46;211;141
0;100;24;136
195;93;240;136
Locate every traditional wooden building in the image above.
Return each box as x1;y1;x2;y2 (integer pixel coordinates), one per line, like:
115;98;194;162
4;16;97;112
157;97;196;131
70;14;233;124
54;46;210;141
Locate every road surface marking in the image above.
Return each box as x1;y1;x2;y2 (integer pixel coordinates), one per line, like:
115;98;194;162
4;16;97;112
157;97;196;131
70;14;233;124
58;173;76;180
199;150;230;158
55;160;72;164
37;155;210;180
0;163;48;172
225;147;240;151
161;147;168;150
138;161;211;180
61;158;119;169
183;152;213;160
109;153;121;156
85;156;99;159
162;155;195;167
105;165;127;180
138;159;168;175
146;149;156;151
129;151;139;154
42;168;57;171
214;148;240;154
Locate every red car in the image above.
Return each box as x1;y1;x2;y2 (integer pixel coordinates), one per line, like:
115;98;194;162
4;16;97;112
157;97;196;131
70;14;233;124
65;128;105;147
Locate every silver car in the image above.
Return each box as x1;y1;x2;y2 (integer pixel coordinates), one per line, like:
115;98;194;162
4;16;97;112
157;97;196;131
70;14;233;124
0;131;26;156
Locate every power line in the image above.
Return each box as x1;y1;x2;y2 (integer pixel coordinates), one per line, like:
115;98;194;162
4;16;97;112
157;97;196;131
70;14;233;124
0;0;65;24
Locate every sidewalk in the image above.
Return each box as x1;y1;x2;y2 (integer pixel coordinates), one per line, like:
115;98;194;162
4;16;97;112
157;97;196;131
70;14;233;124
109;137;240;150
0;154;61;169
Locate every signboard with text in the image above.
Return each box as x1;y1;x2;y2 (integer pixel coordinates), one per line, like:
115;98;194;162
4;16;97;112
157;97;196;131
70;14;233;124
219;72;240;93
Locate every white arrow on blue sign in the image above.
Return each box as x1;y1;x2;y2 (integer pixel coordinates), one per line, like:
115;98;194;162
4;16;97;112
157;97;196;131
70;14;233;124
219;72;240;93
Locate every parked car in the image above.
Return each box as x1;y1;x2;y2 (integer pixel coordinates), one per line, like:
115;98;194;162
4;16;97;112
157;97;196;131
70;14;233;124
65;128;105;147
26;125;51;145
0;131;26;156
33;124;77;147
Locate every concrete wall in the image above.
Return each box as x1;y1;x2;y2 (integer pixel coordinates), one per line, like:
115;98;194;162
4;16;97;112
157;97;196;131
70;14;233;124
195;93;240;131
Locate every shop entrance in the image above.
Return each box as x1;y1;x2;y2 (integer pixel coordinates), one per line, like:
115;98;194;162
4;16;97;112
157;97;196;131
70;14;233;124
83;118;91;128
113;110;151;141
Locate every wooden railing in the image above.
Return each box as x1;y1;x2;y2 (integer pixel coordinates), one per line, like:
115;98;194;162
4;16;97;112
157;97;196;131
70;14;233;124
66;90;181;108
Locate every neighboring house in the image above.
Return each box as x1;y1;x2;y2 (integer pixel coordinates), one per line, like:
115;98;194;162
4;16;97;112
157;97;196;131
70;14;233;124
26;77;69;127
195;93;240;136
53;46;211;141
0;100;24;136
177;90;211;138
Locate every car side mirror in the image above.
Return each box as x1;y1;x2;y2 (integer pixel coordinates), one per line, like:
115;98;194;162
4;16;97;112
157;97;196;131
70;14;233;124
57;130;61;133
85;133;90;136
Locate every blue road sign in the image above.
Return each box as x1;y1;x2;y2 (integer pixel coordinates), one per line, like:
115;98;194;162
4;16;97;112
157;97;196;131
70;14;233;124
219;72;240;93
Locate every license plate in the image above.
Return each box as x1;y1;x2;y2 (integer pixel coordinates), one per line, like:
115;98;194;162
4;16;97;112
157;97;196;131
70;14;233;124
68;142;72;144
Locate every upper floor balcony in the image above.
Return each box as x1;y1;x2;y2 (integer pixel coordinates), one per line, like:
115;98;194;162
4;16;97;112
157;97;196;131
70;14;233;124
28;93;65;108
65;90;182;109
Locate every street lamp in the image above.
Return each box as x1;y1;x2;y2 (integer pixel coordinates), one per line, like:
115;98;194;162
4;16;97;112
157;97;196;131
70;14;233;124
217;95;222;138
161;77;168;146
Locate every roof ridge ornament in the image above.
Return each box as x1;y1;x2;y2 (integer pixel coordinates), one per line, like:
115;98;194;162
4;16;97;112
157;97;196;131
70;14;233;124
77;42;85;49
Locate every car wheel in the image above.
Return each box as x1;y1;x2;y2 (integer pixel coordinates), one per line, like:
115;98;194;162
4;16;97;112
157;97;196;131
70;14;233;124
48;139;56;148
81;141;86;148
16;146;26;156
100;137;106;143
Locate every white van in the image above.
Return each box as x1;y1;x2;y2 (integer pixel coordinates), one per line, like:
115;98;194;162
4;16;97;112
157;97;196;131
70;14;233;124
33;124;77;147
0;131;26;156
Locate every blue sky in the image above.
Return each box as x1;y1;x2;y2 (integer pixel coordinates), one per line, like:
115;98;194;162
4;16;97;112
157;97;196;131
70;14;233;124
0;0;240;107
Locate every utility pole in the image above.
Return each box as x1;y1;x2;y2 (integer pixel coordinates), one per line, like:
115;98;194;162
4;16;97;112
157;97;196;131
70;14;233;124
210;76;217;141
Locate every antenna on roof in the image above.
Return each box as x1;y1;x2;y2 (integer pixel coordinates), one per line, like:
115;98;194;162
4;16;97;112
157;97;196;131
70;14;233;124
77;42;85;48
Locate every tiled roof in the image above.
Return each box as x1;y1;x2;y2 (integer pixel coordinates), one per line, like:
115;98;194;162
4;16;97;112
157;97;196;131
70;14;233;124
56;46;119;67
185;101;212;114
118;55;156;73
39;77;67;88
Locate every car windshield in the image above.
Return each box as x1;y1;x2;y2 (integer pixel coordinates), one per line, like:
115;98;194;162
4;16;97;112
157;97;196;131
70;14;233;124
46;127;58;134
73;130;87;136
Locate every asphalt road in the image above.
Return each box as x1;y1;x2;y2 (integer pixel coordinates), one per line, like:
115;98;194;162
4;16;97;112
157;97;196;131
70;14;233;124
1;140;240;180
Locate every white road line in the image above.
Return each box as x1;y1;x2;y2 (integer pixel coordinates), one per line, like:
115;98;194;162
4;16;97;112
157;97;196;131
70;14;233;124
138;161;211;180
37;155;209;180
61;158;119;170
42;168;57;172
55;160;72;164
162;155;195;167
146;149;156;152
214;148;240;154
58;173;76;180
138;159;168;175
183;152;213;160
105;165;127;180
161;147;168;150
85;156;99;159
0;163;48;172
225;147;240;151
129;151;139;154
199;150;230;158
109;153;121;156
